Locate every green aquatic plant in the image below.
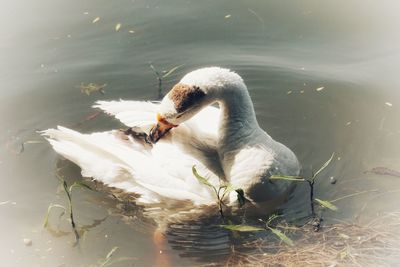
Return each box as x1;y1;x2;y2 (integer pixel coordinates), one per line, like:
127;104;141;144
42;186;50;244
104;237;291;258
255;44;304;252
270;153;336;216
44;175;93;245
89;246;135;267
220;224;264;232
221;214;294;247
314;198;338;211
43;204;66;228
192;166;245;218
261;214;294;246
149;63;184;99
162;64;184;78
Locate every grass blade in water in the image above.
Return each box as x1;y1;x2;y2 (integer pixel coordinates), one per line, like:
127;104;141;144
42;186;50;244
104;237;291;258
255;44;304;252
312;152;335;180
315;198;338;211
270;175;305;182
99;246;119;267
43;204;66;228
69;181;93;193
221;224;264;232
268;227;294;246
162;64;184;78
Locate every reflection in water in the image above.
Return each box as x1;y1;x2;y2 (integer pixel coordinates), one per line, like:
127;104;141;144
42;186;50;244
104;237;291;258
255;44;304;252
54;159;291;263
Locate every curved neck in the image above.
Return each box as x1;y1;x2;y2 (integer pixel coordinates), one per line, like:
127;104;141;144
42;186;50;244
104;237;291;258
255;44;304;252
213;85;260;149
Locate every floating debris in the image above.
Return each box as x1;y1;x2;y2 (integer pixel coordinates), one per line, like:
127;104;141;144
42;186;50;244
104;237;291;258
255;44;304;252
385;102;393;107
311;217;323;232
316;86;325;92
84;111;101;121
83;12;89;15
115;23;122;31
286;90;292;95
330;176;337;185
92;17;100;24
224;14;231;19
364;167;400;177
71;111;101;127
300;90;304;94
0;200;10;206
77;83;106;95
345;121;351;126
129;30;135;34
23;238;32;246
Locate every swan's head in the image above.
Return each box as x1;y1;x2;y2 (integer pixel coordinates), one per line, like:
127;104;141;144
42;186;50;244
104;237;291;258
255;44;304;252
149;67;244;143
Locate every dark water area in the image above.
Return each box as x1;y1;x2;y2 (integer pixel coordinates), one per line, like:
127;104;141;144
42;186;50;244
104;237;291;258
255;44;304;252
1;0;400;266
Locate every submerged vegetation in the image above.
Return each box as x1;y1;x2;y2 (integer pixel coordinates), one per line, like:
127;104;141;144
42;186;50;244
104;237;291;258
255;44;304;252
149;63;184;98
226;212;400;266
77;82;107;96
43;150;400;266
192;165;246;218
44;172;94;246
270;152;336;217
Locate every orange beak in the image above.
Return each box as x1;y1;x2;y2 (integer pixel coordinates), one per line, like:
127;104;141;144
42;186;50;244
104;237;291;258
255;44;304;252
148;113;178;143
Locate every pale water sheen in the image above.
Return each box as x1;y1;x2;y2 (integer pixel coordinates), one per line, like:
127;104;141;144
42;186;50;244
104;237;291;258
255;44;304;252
1;0;400;266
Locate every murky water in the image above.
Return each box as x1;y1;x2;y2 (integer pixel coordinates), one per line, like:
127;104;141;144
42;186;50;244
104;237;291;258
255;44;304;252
1;0;400;266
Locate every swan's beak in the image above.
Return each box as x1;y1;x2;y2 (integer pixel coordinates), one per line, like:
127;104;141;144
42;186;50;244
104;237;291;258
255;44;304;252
149;113;177;143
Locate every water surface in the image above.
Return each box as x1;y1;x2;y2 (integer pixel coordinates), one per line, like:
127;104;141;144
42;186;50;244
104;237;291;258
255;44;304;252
1;0;400;266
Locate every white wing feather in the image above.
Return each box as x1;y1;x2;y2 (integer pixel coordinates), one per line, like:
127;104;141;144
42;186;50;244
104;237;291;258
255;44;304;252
43;100;223;206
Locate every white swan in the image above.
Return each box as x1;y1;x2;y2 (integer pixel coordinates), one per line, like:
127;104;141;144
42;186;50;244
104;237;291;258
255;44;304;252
43;67;300;210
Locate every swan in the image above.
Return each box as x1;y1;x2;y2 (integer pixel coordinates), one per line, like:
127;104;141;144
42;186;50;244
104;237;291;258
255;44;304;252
42;67;300;212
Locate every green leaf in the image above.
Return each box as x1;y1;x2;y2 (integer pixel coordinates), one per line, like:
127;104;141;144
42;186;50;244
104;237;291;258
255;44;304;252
99;246;119;267
222;183;235;194
270;175;305;182
268;227;294;246
312;152;335;181
69;181;93;193
221;224;265;232
162;64;184;78
192;166;214;188
235;188;246;207
266;214;282;225
105;246;119;260
315;198;338;211
43;204;66;228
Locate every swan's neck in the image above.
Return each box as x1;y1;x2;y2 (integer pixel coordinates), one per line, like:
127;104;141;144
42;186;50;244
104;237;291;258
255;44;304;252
215;86;260;152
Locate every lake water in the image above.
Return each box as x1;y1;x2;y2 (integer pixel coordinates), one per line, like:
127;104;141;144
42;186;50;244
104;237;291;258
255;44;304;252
1;0;400;266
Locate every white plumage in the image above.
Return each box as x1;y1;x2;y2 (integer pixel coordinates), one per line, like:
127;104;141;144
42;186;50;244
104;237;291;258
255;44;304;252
43;67;300;209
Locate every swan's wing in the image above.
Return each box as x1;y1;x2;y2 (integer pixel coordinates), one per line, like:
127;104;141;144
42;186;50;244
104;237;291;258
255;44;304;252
93;100;158;130
93;100;220;137
42;126;220;206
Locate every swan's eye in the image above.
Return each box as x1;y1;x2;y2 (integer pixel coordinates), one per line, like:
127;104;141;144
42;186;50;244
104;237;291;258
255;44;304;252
169;83;206;113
